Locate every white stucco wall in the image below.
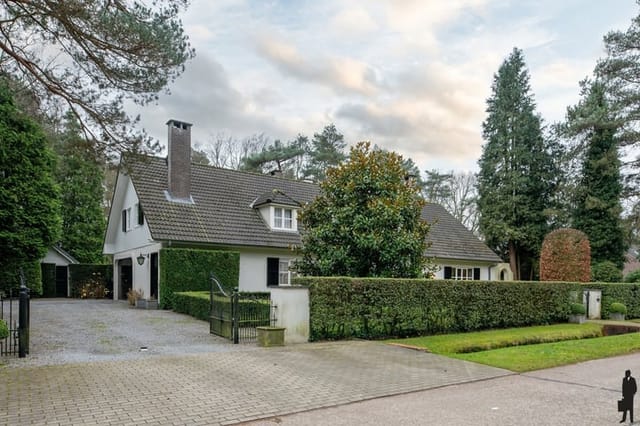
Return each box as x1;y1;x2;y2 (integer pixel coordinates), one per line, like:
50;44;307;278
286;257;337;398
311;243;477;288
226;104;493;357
431;260;509;281
112;242;163;300
238;248;298;291
270;286;309;343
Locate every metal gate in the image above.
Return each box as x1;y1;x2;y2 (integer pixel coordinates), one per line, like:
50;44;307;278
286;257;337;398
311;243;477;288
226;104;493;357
0;283;30;357
209;274;276;343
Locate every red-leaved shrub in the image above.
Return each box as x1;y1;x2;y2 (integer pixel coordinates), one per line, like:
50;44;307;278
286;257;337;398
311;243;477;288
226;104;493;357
540;228;591;282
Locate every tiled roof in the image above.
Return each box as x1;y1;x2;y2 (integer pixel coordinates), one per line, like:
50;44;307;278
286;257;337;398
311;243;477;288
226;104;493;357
128;155;502;262
129;156;318;248
422;203;502;263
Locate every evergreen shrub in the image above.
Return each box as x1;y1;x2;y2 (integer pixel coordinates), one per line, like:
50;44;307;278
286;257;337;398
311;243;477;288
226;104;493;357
301;277;580;340
159;248;239;309
591;261;623;283
610;302;628;314
0;261;42;295
624;269;640;283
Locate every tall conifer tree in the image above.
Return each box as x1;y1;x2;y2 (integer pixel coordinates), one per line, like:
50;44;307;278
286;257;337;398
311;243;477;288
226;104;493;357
477;48;556;280
567;80;625;269
54;114;106;263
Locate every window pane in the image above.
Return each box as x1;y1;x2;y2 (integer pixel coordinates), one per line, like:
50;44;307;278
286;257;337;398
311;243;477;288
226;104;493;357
274;208;282;228
279;260;289;285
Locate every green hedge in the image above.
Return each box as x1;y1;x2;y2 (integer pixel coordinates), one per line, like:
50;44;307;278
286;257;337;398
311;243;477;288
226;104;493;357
173;291;210;321
0;261;42;295
585;282;640;319
172;291;271;326
159;248;239;309
301;277;582;341
69;264;112;298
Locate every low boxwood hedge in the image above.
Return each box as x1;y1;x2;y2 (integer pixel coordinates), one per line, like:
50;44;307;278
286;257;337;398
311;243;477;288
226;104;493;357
173;291;271;324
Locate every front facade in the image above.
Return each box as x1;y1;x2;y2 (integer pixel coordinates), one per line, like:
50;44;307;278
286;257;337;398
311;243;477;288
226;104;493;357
103;120;511;302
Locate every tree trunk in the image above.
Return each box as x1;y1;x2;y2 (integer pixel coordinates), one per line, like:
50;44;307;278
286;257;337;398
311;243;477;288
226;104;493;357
509;241;519;280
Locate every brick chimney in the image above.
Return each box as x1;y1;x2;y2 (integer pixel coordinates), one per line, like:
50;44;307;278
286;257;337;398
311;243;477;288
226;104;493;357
166;119;193;202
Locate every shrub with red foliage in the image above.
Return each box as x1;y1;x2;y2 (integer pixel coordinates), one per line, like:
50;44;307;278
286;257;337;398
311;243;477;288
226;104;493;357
540;228;591;282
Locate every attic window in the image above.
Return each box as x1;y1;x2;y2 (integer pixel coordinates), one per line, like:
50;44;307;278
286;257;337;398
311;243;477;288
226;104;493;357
273;207;293;230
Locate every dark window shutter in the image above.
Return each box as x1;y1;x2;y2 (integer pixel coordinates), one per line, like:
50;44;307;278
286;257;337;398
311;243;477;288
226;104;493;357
122;210;127;232
137;204;144;225
473;268;480;280
267;258;279;286
444;267;452;279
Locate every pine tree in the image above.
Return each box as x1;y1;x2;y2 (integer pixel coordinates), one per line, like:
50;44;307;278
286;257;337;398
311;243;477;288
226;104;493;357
303;124;347;182
477;48;557;280
53;114;107;263
567;80;625;269
0;83;61;282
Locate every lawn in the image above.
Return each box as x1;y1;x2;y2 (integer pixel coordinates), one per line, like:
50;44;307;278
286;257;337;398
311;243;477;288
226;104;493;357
387;323;603;353
386;323;640;372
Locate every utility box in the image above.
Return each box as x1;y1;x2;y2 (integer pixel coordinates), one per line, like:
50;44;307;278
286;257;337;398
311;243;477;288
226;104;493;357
583;289;602;319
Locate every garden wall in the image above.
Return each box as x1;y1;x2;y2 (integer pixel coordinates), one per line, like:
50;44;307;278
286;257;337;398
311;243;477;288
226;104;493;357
300;277;583;341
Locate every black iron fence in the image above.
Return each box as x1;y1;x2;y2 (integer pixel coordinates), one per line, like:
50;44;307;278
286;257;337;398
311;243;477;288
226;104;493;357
0;284;30;357
210;274;276;344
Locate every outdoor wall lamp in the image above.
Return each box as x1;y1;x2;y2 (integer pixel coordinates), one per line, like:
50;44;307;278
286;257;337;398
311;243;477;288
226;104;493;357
136;253;146;266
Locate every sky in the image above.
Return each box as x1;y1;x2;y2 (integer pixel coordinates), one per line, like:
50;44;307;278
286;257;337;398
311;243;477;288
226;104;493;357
131;0;639;174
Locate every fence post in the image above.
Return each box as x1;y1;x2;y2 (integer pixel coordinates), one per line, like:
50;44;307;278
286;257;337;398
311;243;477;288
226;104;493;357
18;274;30;358
232;288;239;344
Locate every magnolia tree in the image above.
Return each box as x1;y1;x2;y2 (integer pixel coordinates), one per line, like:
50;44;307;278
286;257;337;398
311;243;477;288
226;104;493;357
296;142;431;278
539;228;591;282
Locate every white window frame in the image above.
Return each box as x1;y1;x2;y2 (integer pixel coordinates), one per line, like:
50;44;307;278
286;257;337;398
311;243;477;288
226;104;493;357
452;267;474;281
279;258;297;286
122;207;132;232
272;206;295;231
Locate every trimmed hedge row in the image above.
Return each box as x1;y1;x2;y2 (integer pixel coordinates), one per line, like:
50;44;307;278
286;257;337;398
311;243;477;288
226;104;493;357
172;291;272;324
159;248;240;309
301;277;582;340
585;282;640;319
173;291;210;321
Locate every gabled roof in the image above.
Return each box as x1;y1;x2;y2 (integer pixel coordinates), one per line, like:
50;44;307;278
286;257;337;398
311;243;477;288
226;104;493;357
422;203;502;263
125;155;501;262
128;156;318;248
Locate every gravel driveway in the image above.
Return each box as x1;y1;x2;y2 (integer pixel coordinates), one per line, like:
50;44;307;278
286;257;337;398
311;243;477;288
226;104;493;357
3;298;251;368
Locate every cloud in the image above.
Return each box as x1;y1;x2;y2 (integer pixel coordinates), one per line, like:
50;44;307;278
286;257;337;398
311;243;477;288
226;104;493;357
331;7;378;35
255;36;380;95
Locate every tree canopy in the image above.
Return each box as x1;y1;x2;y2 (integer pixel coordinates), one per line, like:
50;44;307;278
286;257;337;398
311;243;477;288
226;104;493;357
53;114;106;263
302;124;347;182
0;0;194;153
0;82;61;268
477;47;557;280
296;142;430;278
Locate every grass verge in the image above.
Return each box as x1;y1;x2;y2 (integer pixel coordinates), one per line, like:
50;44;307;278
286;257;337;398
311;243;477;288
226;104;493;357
386;323;603;354
387;323;640;372
452;333;640;372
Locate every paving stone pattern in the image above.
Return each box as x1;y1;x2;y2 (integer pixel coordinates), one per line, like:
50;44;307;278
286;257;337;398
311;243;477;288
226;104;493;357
1;341;510;425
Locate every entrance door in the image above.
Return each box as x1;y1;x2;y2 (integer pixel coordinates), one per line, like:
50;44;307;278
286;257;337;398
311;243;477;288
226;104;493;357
150;253;159;299
118;259;133;300
55;266;68;297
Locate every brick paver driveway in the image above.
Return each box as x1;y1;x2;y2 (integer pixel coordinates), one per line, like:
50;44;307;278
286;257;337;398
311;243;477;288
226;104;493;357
0;299;511;425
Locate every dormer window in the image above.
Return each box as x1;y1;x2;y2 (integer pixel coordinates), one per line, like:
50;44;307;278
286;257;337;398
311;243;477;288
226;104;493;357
274;207;293;230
